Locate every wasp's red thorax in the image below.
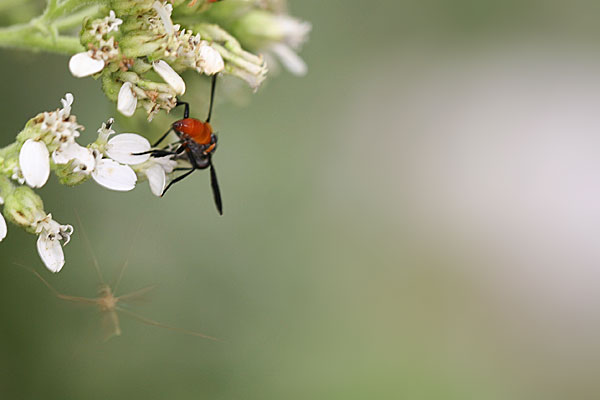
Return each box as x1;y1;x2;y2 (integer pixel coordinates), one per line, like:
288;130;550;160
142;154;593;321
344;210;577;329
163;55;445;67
172;118;213;145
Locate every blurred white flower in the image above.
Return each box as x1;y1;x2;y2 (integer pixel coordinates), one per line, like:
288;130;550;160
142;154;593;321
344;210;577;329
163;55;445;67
19;139;50;188
34;214;73;273
269;43;307;76
117;82;138;117
152;60;186;94
275;15;311;49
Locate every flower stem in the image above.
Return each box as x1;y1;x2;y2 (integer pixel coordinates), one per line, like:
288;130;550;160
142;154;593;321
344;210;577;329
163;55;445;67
0;23;83;54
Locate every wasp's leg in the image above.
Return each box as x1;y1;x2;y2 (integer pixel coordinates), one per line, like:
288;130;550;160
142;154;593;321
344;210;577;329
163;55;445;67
152;128;176;147
176;101;190;119
161;168;195;196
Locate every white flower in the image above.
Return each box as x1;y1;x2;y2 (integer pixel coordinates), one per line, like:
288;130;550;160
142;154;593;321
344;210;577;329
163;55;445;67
52;142;96;174
198;45;225;75
0;212;6;242
34;214;73;273
69;52;106;78
269;43;307;76
104;10;123;34
117;82;137;117
105;134;151;165
92;158;137;191
60;93;73;117
141;156;177;196
37;93;84;147
153;60;186;95
152;1;174;35
276;15;312;49
19;139;50;188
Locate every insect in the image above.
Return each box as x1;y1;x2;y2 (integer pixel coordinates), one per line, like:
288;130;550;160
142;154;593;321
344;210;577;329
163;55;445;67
14;223;218;342
139;67;223;215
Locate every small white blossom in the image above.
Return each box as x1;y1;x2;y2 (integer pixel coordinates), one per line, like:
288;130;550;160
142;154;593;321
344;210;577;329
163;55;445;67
0;212;6;242
90;10;123;38
92;158;137;191
269;43;307;76
19;139;50;188
38;93;84;147
96;118;115;142
69;52;106;77
52;142;96;174
141;156;177;196
152;1;174;35
276;15;312;49
117;82;137;117
153;60;186;94
34;214;73;273
105;134;151;165
198;45;225;75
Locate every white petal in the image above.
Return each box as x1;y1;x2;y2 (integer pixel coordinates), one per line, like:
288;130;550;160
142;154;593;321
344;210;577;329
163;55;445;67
152;60;186;95
154;156;177;173
92;158;137;191
68;52;105;78
276;16;311;49
19;139;50;188
117;82;137;117
106;134;151;165
146;164;166;196
61;93;74;115
198;45;225;75
270;43;307;76
52;142;96;173
37;235;65;273
0;212;7;242
152;1;174;35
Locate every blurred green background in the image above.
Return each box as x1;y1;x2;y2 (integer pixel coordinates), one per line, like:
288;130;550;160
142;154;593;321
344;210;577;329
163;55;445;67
3;0;600;399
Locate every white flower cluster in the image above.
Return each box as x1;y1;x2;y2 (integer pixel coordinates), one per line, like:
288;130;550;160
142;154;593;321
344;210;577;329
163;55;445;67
0;205;72;272
69;10;123;78
0;93;178;272
70;5;226;120
18;94;175;194
163;23;225;76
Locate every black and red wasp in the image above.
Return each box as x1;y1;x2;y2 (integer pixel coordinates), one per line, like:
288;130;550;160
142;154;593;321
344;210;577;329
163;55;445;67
137;75;223;215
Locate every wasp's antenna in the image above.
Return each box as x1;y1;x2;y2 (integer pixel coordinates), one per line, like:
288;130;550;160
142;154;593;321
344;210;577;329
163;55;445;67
206;74;218;123
74;211;105;285
209;158;223;215
116;306;221;341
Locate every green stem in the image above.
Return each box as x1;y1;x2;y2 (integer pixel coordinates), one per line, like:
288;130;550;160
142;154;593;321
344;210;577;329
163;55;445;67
42;0;108;22
0;23;83;54
0;175;16;202
54;5;101;32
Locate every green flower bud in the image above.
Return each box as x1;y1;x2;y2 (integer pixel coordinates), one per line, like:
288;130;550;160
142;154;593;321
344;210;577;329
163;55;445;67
3;186;44;231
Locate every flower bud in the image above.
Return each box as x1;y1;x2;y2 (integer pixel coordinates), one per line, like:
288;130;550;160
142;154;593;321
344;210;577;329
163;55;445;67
3;186;45;231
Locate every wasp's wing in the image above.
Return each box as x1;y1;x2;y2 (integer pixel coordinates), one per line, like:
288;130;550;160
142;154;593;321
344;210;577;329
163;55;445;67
209;160;223;215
